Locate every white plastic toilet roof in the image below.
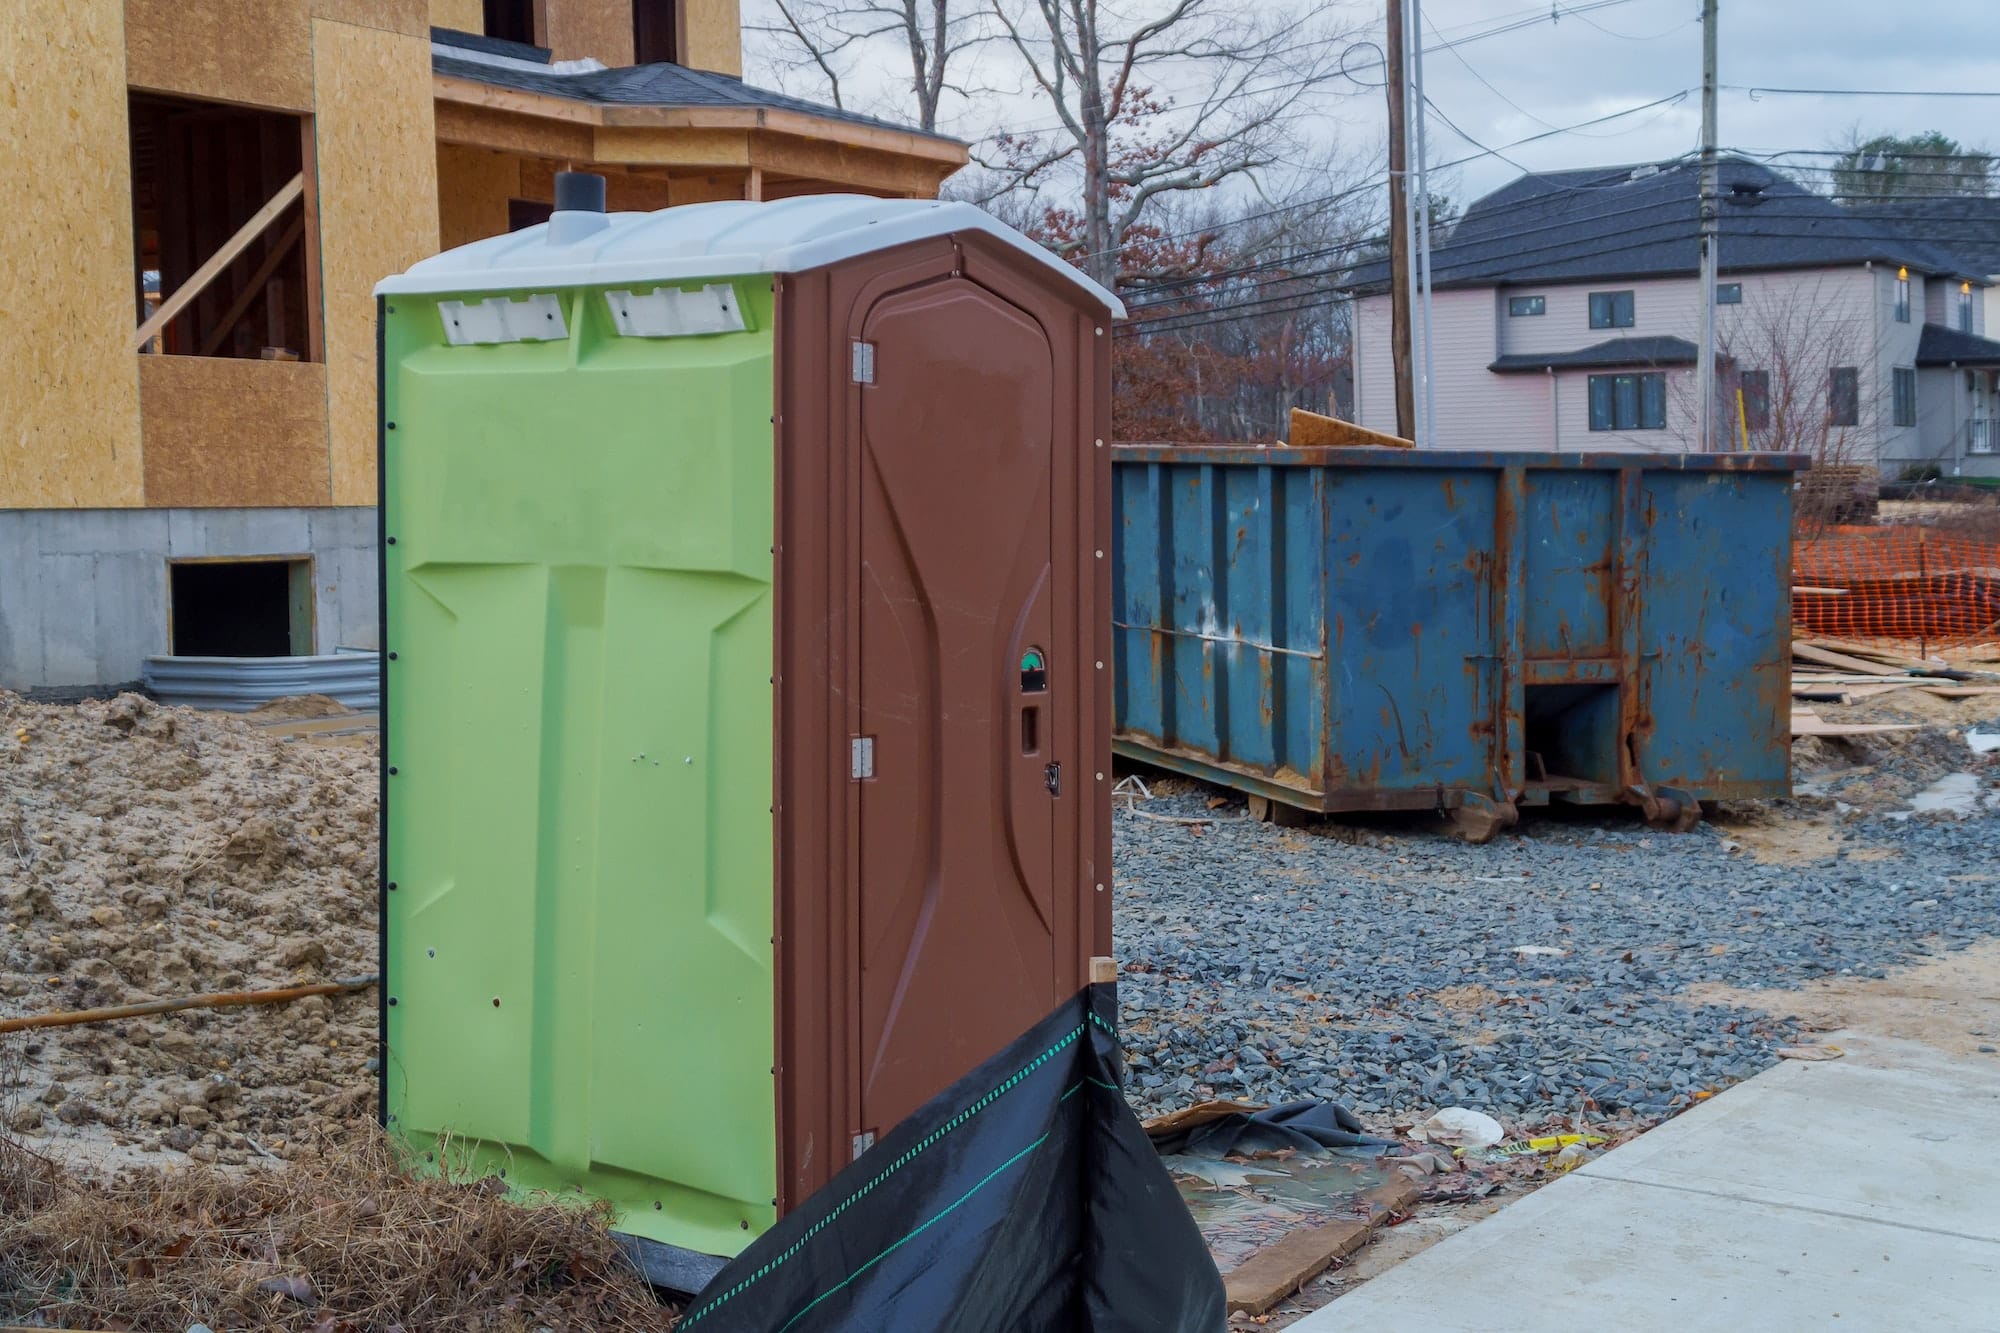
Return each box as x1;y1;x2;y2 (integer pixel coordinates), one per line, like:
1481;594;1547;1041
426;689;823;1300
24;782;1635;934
375;194;1124;316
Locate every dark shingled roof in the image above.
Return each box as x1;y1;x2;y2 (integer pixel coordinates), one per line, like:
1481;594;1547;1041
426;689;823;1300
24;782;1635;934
1488;335;1696;374
1916;322;2000;367
1345;157;1985;294
430;27;958;144
1848;197;2000;277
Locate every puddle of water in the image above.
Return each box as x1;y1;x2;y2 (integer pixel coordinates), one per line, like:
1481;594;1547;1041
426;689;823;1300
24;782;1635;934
1895;772;2000;819
1166;1150;1398;1272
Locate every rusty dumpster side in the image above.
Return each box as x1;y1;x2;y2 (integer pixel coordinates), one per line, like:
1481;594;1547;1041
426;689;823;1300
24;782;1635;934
1110;445;1806;836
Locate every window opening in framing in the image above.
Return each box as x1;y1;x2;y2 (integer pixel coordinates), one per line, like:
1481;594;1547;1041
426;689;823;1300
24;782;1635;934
634;0;682;63
484;0;537;44
129;93;317;361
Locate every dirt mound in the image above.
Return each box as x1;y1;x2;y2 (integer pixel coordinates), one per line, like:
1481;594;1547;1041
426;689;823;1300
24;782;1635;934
0;1127;669;1331
0;691;377;1171
249;694;357;720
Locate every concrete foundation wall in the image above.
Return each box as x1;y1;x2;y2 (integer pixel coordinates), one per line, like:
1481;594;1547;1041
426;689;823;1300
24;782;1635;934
0;507;378;690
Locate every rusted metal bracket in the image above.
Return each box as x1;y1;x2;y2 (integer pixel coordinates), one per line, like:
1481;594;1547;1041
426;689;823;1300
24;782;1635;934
1448;790;1518;844
1624;783;1702;833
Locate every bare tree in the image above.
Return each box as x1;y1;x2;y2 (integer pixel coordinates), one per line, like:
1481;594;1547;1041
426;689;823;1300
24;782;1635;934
1685;281;1880;529
745;0;991;133
984;0;1355;292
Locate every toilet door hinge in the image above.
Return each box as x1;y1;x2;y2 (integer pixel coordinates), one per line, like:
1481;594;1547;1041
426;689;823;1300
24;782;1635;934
850;736;875;780
851;340;875;384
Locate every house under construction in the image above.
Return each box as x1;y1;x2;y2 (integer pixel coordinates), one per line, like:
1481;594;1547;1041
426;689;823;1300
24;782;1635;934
0;0;965;692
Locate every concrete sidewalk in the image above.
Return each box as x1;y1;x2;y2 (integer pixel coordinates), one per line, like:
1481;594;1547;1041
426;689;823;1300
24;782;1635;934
1296;1034;2000;1331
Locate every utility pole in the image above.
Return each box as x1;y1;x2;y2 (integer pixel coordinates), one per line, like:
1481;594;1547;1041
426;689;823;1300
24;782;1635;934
1410;0;1436;448
1695;0;1719;452
1386;0;1415;441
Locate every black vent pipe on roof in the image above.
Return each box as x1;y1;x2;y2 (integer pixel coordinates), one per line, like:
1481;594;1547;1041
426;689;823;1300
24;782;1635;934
548;171;609;244
555;170;607;213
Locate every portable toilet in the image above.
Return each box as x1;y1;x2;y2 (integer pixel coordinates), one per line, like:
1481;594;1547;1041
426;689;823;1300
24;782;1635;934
374;176;1121;1273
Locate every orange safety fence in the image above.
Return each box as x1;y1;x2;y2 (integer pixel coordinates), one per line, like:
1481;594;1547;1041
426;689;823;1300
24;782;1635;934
1794;524;2000;648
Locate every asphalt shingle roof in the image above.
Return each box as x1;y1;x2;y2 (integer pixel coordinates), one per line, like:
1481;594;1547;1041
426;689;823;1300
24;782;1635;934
1345;157;1984;294
1488;335;1696;374
430;28;957;143
1849;197;2000;277
1916;322;2000;367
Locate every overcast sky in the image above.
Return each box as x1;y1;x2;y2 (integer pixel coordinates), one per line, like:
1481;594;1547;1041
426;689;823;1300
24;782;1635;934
745;0;2000;207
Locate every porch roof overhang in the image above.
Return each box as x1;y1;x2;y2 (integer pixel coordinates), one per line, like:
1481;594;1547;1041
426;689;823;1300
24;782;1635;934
431;55;968;199
1488;335;1697;374
1916;322;2000;369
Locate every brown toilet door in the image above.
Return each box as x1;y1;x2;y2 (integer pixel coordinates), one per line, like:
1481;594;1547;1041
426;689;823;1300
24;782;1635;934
850;274;1064;1147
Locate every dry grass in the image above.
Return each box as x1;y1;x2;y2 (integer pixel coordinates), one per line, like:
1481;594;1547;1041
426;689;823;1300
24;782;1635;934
0;1128;675;1331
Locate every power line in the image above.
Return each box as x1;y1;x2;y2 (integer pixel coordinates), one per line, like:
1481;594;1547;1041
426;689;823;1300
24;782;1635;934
1121;178;1996;312
970;0;1648;144
1732;85;2000;100
1121;216;1998;335
1079;89;1693;263
1737;146;1999;163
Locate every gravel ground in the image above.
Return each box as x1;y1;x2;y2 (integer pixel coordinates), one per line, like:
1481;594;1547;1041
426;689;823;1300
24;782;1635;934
1114;711;2000;1130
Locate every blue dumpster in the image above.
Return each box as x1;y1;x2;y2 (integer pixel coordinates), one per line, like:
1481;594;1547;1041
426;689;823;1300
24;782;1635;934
1110;446;1805;839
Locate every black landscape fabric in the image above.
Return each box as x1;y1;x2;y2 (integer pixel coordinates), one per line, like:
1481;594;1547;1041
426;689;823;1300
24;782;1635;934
679;982;1226;1333
1146;1100;1395;1159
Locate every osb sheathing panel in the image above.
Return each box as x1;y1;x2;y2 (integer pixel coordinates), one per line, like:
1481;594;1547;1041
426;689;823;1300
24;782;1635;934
125;0;313;111
751;137;952;197
684;0;742;75
428;0;483;33
434;100;595;159
546;0;634;65
311;0;429;36
591;125;752;168
140;358;331;507
669;173;751;205
313;19;440;506
603;172;673;212
437;145;523;250
0;0;144;508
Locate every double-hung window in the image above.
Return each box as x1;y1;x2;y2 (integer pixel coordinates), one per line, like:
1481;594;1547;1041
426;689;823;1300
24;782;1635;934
1588;290;1635;329
1892;367;1917;428
1587;372;1667;431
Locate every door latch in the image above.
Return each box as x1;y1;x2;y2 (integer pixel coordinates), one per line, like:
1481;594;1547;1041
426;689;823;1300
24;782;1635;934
1044;761;1061;796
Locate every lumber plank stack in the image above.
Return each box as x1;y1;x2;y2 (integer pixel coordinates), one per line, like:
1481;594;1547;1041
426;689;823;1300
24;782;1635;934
1788;634;2000;735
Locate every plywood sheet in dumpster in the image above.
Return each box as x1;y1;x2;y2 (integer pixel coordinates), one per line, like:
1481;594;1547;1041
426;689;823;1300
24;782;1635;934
854;276;1065;1141
1325;466;1499;796
1637;469;1793;796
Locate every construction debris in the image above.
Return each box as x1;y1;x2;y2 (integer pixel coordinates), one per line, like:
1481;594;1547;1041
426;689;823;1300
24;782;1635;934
1790;635;2000;736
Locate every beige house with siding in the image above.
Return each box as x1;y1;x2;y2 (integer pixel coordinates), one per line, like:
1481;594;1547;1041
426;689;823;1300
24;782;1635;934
1;0;964;692
1346;159;1999;473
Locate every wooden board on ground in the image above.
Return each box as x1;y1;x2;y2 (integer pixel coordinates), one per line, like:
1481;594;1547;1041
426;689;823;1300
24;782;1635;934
1801;638;1938;670
1792;643;1906;676
1223;1178;1422;1316
1791;715;1922;737
1920;685;2000;699
1288;407;1413;450
1844;682;1931;699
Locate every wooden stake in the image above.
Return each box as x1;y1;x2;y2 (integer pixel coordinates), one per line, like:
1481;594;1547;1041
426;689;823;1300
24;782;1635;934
0;975;374;1034
1089;956;1118;985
